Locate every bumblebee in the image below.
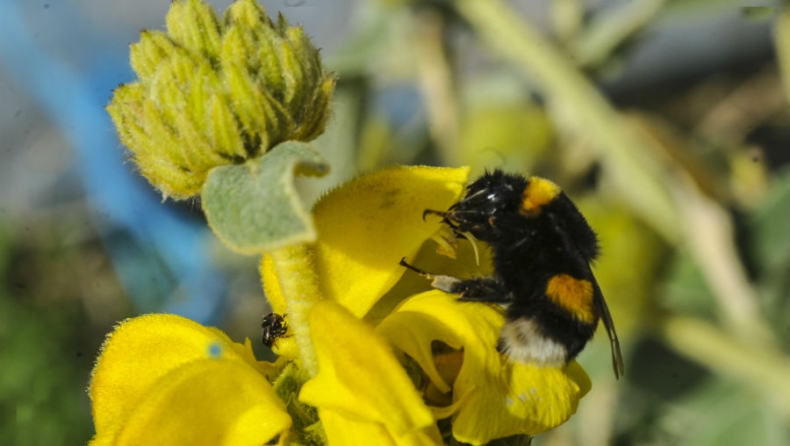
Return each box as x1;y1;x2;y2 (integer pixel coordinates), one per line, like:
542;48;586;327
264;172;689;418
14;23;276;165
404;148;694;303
402;170;624;378
261;313;288;348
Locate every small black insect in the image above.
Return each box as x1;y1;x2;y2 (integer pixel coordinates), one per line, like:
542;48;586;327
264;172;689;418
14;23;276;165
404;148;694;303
402;170;624;378
261;313;288;348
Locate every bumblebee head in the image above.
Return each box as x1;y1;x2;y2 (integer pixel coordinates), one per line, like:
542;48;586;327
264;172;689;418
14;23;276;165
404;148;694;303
425;170;529;240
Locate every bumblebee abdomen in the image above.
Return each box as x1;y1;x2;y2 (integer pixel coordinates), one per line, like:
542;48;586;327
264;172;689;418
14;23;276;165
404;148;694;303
501;272;599;363
544;274;596;324
498;317;568;367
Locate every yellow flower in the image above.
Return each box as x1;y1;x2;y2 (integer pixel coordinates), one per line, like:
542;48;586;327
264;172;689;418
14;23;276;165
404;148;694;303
377;291;591;443
260;166;591;443
88;314;289;445
300;300;442;445
107;0;335;199
89;166;591;445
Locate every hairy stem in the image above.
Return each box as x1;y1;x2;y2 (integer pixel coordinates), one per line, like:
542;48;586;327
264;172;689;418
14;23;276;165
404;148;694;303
269;244;321;377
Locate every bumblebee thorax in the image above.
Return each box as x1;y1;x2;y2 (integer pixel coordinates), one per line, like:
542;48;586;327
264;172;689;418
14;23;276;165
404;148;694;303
520;176;561;216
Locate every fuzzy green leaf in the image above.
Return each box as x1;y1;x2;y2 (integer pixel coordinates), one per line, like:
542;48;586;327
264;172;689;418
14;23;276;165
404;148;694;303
202;141;328;254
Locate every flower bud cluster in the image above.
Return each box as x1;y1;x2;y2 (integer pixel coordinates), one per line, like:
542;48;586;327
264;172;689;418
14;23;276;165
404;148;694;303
108;0;335;199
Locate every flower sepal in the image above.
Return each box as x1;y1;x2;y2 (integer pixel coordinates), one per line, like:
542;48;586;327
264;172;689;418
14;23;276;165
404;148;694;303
202;141;328;255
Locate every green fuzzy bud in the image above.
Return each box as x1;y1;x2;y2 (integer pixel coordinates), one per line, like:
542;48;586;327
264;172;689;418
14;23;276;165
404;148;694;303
108;0;335;200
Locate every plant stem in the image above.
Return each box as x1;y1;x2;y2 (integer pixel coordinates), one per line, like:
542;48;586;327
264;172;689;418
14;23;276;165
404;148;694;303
455;0;773;345
572;0;665;68
661;316;790;416
414;7;460;165
455;0;678;243
269;244;321;377
774;10;790;104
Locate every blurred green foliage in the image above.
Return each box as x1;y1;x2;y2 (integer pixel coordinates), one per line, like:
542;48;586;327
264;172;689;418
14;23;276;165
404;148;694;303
3;0;790;445
318;1;790;445
0;294;93;445
0;223;110;445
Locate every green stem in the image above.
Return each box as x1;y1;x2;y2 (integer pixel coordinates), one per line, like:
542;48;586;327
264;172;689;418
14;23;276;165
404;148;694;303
774;10;790;104
667;173;777;347
572;0;665;68
455;0;678;243
456;0;774;345
661;316;790;415
269;244;321;377
414;7;460;165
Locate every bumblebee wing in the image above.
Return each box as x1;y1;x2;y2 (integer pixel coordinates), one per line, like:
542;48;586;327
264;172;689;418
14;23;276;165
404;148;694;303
592;278;625;379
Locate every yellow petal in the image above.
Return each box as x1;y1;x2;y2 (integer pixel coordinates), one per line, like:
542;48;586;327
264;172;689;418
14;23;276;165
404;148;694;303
365;235;495;325
311;165;470;317
230;337;280;380
299;300;439;445
89;314;280;439
377;291;501;391
452;361;589;443
377;291;591;443
318;409;441;446
91;358;291;446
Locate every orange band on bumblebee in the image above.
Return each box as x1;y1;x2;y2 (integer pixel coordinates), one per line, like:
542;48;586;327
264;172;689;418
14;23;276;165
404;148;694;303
545;274;596;324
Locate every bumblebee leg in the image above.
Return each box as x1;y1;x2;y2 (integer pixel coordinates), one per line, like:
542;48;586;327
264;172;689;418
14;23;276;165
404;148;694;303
496;337;507;354
399;258;433;276
400;258;511;302
453;277;511;303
